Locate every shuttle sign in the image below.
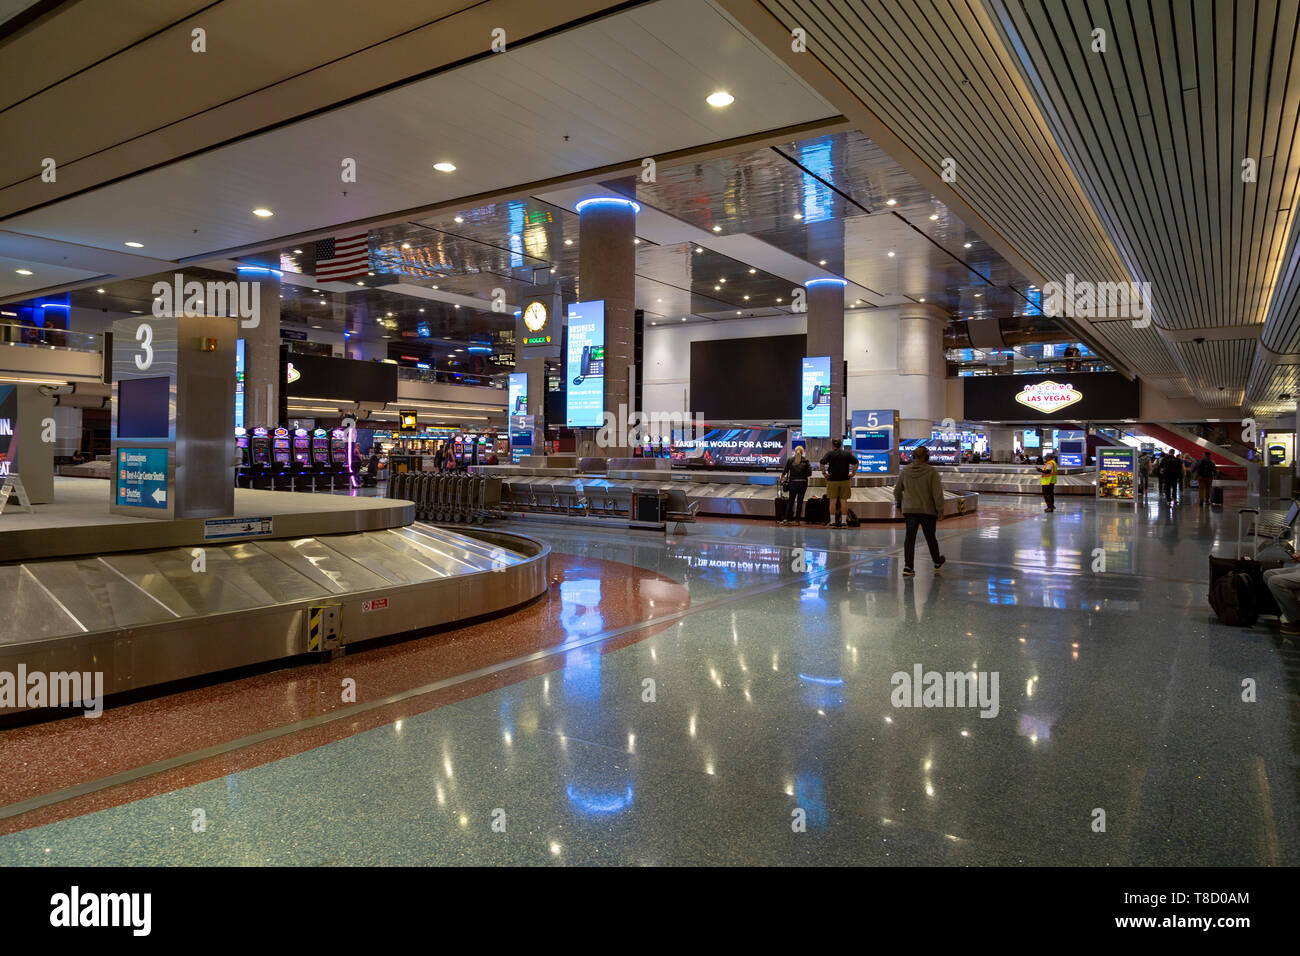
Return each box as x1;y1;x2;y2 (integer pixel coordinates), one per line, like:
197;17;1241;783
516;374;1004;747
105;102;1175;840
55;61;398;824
1013;380;1083;415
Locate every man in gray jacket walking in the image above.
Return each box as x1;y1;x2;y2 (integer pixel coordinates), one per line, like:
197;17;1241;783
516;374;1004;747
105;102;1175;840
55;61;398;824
893;445;947;577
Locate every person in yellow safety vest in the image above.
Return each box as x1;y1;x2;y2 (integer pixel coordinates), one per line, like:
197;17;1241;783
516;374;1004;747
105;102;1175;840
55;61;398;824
1038;450;1058;513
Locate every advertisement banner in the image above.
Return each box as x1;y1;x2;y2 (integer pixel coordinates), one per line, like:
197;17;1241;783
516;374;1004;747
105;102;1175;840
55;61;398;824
671;427;788;469
801;356;831;439
1097;447;1136;501
508;372;528;416
565;300;605;428
0;386;14;478
963;371;1139;420
115;447;169;509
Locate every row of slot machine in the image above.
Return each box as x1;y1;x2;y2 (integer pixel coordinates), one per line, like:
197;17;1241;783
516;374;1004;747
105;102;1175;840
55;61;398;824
235;426;361;491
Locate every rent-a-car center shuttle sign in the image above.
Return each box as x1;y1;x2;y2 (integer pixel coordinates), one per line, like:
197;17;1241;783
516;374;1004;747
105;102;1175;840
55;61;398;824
963;371;1138;421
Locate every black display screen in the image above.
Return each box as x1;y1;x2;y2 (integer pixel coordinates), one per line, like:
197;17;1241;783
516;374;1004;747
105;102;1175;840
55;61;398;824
117;376;170;438
963;372;1139;421
690;334;805;421
284;351;398;404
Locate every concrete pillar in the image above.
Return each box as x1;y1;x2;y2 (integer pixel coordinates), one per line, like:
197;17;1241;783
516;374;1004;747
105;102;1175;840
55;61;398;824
242;276;281;428
805;278;846;459
578;190;637;457
896;303;948;440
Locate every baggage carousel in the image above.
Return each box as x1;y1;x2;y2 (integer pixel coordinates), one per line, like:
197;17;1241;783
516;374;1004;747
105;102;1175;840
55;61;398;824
476;467;978;519
0;479;549;713
930;464;1097;496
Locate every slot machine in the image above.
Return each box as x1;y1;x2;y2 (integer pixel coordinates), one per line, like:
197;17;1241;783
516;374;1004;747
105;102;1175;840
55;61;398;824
330;428;354;488
290;428;312;491
235;427;249;487
310;428;332;490
249;426;273;488
271;426;291;489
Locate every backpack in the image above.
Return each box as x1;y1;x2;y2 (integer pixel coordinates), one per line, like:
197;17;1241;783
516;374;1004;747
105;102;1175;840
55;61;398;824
845;509;861;528
1208;571;1258;627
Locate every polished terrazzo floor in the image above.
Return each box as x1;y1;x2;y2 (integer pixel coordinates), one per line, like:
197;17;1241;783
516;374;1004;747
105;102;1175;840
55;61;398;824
0;491;1296;865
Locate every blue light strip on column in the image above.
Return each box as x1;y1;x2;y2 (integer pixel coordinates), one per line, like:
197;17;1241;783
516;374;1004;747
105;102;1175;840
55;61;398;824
575;197;641;215
805;278;847;288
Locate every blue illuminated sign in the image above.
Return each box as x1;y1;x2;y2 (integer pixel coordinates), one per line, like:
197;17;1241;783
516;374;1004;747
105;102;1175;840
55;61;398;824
115;447;169;509
565;301;605;428
801;356;832;439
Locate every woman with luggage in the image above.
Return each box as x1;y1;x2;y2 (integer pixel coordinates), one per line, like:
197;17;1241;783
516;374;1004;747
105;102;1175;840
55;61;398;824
780;446;812;525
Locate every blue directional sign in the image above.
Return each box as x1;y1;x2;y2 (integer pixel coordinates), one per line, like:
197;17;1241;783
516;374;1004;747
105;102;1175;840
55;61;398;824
115;447;169;509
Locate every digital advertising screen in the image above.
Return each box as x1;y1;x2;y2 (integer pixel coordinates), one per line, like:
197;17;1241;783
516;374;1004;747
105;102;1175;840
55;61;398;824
235;338;245;429
508;372;528;415
963;371;1139;420
801;356;831;439
670;427;787;469
0;386;15;478
565;300;605;428
116;376;171;439
1097;447;1136;500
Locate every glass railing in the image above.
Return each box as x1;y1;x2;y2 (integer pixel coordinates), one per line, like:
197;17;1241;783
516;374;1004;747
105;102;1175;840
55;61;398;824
0;325;103;353
396;366;507;388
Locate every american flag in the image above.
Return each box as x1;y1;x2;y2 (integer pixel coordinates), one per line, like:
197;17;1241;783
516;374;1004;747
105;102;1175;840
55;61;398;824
314;233;369;281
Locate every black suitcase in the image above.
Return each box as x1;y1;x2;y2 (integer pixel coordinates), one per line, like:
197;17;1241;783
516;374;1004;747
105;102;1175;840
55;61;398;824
774;495;788;522
804;496;830;525
1210;485;1224;506
1208;509;1283;622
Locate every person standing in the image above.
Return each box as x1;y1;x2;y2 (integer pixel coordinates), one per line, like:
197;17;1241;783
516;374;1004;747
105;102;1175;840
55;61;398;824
1194;450;1217;506
1037;450;1058;512
1137;452;1151;498
780;445;812;525
1162;452;1183;504
893;445;946;577
819;438;859;528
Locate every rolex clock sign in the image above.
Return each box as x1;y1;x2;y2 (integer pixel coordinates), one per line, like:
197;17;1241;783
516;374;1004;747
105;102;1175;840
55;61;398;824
519;289;563;358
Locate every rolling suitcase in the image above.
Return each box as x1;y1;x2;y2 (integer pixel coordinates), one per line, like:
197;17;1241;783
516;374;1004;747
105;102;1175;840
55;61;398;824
1210;485;1224;506
803;496;830;525
1208;509;1282;623
774;494;788;522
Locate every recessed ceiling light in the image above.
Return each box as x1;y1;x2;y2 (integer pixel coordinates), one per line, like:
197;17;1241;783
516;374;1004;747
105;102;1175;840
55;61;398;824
793;213;803;220
929;214;939;221
657;298;663;303
776;298;783;303
712;225;722;232
743;295;750;300
387;312;393;317
681;317;687;321
130;309;143;314
419;308;425;313
819;259;827;266
401;243;411;250
356;281;365;286
124;241;143;248
706;91;734;107
695;247;704;253
964;242;972;248
368;271;375;276
320;299;326;304
564;239;573;245
919;297;926;302
311;324;322;329
887;251;895;257
736;311;741;315
974;293;982;298
454;304;460;309
293;249;303;254
749;268;756;274
651;321;656;326
252;208;273;217
311;289;319;293
714;285;721;290
96;288;105;293
885;198;897;206
431;285;439;289
634;238;641;244
15;268;32;275
719;278;726;283
433;162;457;172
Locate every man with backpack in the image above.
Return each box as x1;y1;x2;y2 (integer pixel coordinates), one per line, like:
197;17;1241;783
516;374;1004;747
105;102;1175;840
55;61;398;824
1161;452;1183;504
893;445;947;577
1193;450;1217;506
